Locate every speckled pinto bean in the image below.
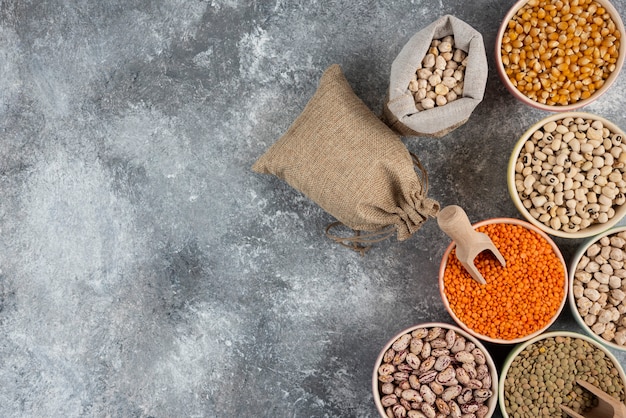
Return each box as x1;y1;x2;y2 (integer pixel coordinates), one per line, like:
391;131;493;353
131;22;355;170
503;335;625;417
514;116;626;233
377;327;494;418
574;230;626;346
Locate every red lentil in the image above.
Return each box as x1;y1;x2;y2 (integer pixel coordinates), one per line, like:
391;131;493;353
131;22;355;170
443;223;565;340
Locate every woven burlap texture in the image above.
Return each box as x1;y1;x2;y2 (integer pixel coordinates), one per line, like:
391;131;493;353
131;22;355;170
252;64;439;241
383;15;488;138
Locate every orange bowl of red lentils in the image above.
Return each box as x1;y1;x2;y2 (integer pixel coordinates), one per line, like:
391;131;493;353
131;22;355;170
495;0;625;111
438;218;568;344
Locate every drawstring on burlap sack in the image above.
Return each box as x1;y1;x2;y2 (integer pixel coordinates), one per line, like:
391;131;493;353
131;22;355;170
325;152;438;255
325;222;396;256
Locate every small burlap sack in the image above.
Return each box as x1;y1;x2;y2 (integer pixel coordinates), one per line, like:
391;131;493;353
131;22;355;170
383;15;488;138
252;64;439;253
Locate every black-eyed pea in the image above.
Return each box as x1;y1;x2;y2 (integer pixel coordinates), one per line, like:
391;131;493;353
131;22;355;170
592;144;606;157
539;213;551;223
579;219;590;231
543;121;557;132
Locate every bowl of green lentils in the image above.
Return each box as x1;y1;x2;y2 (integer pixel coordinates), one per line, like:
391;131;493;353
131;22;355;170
498;331;626;417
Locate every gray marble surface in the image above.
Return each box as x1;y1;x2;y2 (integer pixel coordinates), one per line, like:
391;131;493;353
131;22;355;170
1;0;626;417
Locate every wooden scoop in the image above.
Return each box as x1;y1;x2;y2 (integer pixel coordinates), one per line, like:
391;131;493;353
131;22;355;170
437;205;506;285
560;379;626;418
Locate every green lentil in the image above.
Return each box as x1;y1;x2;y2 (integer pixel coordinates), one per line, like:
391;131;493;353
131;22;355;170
504;336;625;417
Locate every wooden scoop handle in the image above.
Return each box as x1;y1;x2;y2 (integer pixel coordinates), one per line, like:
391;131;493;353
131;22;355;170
437;205;481;249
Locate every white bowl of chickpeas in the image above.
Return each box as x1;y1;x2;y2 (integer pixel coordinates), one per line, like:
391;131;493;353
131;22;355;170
569;226;626;351
495;0;625;111
508;112;626;238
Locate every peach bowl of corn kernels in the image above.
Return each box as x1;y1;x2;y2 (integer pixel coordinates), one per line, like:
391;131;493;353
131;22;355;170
495;0;625;112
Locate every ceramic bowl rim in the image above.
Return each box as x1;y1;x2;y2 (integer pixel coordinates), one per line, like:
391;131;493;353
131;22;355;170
497;330;626;418
568;225;626;352
494;0;626;112
507;111;626;239
438;217;568;344
372;321;499;418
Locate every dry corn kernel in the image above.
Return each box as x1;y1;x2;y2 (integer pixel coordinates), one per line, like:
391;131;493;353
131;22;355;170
500;0;620;106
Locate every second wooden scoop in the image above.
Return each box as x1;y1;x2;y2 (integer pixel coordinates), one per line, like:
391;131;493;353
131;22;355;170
437;205;506;285
560;379;626;418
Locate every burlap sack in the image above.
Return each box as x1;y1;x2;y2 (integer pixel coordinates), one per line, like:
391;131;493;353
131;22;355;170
383;15;488;138
252;64;440;253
